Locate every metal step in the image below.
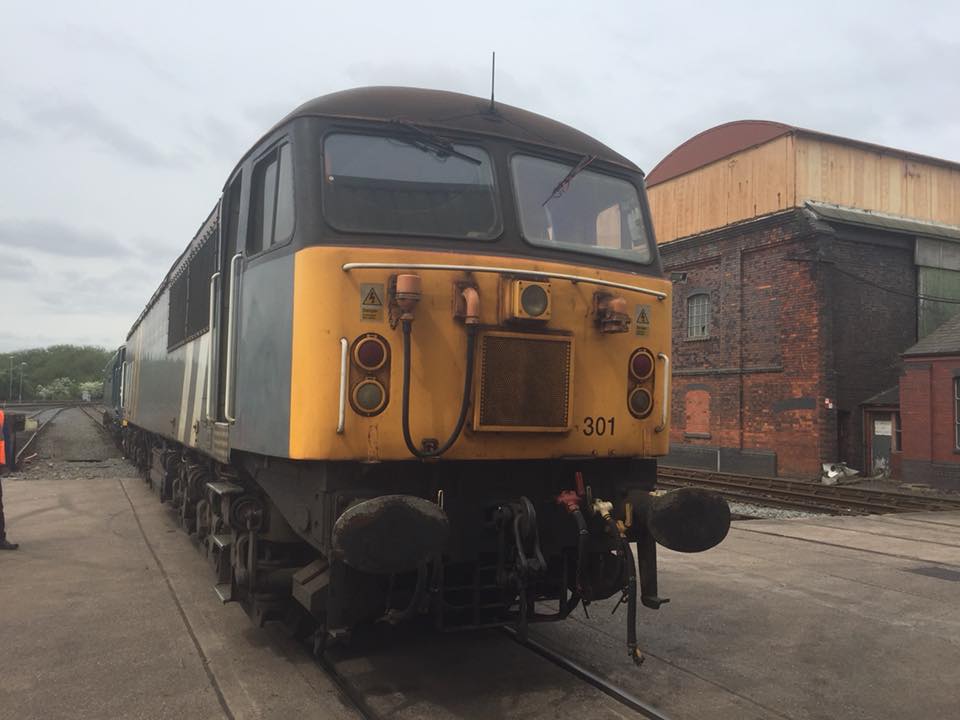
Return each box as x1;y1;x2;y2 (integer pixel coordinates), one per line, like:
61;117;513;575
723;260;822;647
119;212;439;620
206;481;244;496
213;583;233;603
210;533;232;550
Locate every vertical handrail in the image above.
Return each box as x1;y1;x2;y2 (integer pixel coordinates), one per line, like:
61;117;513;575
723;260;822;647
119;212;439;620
655;353;670;433
205;271;221;421
224;253;243;423
337;338;348;434
119;358;125;411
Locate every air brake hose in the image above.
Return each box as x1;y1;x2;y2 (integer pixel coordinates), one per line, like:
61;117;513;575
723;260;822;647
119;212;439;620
622;538;642;665
602;511;642;665
401;318;477;458
572;508;589;600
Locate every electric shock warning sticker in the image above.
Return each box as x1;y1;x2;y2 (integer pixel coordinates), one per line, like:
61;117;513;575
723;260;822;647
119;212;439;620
635;304;651;336
360;283;384;321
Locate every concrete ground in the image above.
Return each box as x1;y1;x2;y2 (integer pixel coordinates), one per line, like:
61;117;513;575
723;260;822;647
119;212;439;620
0;409;356;720
2;408;958;719
533;512;960;720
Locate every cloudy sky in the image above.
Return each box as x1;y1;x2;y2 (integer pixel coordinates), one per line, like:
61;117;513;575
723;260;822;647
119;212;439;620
1;1;958;352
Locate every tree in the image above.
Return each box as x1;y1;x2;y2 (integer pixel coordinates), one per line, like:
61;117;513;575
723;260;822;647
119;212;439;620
36;377;78;401
79;380;104;401
1;345;113;401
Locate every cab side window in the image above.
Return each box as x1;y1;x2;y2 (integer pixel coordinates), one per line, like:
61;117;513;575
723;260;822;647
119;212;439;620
248;142;294;255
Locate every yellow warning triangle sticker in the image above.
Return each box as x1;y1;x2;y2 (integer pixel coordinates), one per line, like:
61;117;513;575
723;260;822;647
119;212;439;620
362;288;383;306
636;307;650;324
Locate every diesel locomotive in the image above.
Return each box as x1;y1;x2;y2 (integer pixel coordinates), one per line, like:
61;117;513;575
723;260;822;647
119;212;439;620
104;87;729;663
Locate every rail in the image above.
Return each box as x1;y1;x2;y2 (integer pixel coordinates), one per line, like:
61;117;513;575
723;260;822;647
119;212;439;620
658;466;960;515
14;405;70;467
503;628;674;720
313;629;673;720
315;653;384;720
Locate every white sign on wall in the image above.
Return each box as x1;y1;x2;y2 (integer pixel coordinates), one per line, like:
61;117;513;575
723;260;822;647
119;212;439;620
874;420;892;437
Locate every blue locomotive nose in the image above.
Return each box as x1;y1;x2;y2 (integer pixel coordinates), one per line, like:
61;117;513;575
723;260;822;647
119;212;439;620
332;494;450;575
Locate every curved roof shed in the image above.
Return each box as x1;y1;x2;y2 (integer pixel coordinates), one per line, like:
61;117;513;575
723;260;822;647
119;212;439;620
647;120;960;244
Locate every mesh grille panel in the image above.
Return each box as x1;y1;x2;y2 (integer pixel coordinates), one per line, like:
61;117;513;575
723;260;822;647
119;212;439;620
167;271;188;349
478;334;572;429
186;232;217;338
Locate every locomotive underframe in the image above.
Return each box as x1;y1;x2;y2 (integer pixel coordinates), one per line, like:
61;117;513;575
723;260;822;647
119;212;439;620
119;421;663;654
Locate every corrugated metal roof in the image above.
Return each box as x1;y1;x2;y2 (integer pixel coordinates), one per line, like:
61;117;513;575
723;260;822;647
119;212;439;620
646;120;960;187
806;202;960;242
903;312;960;357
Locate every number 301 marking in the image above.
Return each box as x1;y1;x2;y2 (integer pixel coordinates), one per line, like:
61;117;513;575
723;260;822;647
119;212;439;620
583;416;615;436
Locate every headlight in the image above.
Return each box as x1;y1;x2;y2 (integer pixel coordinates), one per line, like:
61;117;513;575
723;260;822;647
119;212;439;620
507;280;551;321
520;284;549;317
628;387;652;417
353;380;386;414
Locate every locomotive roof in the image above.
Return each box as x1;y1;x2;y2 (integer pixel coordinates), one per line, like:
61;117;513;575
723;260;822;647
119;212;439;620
273;86;639;171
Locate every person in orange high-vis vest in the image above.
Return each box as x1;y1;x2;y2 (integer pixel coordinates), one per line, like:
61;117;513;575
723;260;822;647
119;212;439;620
0;409;18;550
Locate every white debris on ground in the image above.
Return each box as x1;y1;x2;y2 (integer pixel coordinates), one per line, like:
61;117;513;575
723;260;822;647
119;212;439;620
727;501;827;520
820;461;861;485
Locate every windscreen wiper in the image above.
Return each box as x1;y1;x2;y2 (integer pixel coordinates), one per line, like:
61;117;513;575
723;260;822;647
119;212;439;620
388;119;482;165
542;154;596;206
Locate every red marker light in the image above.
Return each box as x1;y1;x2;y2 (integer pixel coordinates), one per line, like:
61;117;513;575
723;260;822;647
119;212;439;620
629;349;654;381
355;337;386;371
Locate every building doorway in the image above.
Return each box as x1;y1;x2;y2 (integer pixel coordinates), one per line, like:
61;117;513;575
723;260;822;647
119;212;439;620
865;411;893;477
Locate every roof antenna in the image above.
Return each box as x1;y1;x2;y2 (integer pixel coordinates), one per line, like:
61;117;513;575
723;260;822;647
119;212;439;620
489;51;496;111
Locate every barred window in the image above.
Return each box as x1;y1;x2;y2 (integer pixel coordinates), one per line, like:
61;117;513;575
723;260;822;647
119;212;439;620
687;293;710;339
186;234;217;338
167;270;189;349
167;226;218;351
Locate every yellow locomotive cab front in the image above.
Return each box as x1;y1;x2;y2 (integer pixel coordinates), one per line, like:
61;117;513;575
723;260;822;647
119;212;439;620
289;246;673;462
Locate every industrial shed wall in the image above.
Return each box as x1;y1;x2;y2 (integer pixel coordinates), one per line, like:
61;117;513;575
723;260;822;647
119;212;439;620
648;134;960;244
660;209;921;477
660;210;830;477
796;137;960;227
648;135;797;245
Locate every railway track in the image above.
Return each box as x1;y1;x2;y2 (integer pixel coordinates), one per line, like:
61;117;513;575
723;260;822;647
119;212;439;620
315;629;671;720
658;466;960;515
504;628;672;720
14;404;70;466
13;404;106;467
75;403;105;426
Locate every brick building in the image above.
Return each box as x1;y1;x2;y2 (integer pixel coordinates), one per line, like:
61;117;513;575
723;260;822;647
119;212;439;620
646;121;960;477
899;314;960;490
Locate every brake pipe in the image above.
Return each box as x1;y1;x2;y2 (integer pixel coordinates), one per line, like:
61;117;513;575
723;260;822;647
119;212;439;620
400;319;478;459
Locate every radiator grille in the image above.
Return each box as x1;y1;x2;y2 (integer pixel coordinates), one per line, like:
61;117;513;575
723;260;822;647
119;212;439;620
476;332;573;431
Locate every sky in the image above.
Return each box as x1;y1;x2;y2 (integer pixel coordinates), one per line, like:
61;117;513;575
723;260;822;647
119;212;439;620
1;0;958;352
